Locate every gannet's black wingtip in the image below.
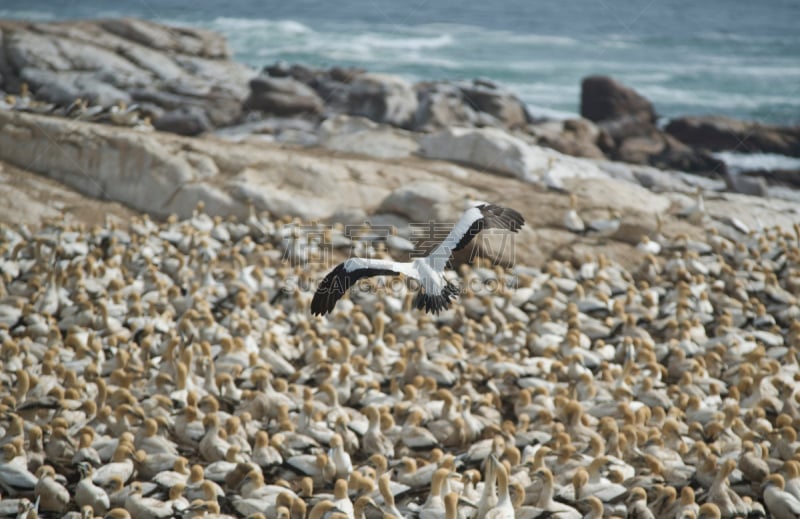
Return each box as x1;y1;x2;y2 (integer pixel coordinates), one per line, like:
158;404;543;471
414;282;460;314
310;262;398;315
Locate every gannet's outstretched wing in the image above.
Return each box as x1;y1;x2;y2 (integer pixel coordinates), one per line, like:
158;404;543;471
311;257;414;315
426;203;525;272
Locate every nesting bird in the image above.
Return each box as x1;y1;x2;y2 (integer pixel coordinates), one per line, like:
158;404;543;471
0;196;796;519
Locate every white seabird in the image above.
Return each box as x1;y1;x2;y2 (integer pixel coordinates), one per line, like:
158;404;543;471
311;203;525;315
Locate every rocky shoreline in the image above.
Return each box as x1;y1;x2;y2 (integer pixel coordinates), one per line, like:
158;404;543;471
1;18;799;184
0;17;799;269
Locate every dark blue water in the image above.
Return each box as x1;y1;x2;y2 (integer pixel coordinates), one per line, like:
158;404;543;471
2;0;799;124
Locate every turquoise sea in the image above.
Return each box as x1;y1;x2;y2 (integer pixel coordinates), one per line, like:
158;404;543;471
2;0;799;125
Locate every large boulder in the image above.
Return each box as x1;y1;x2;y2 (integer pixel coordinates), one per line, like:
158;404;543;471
596;114;656;144
413;79;530;131
0;18;255;132
580;75;656;124
244;75;324;116
346;73;418;128
665;115;800;157
614;127;725;173
153;106;212;136
418;126;606;184
529;118;608;159
270;64;366;113
419;127;542;182
458;79;530;128
578;76;727;174
0;110;198;215
413;82;479;131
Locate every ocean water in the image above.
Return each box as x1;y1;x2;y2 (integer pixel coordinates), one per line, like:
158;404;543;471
1;0;799;125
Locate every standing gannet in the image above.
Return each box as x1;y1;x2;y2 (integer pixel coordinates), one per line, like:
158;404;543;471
563;194;585;233
311;203;525;315
764;474;800;519
486;456;514;519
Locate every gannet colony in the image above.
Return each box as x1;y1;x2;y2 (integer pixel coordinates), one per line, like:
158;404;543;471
0;201;799;519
